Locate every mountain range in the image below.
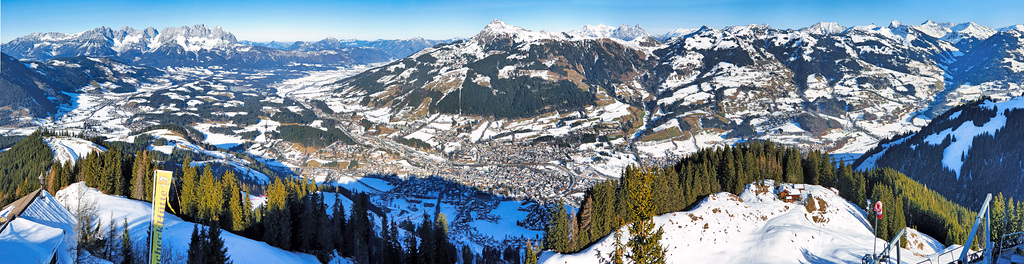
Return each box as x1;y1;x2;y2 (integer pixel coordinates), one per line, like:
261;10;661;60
324;19;1024;156
1;24;451;68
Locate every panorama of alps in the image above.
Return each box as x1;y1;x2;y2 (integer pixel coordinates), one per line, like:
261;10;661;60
2;18;1024;264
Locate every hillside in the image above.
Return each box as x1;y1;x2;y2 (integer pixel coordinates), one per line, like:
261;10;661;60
855;96;1024;206
1;53;160;122
540;182;965;264
320;19;1024;161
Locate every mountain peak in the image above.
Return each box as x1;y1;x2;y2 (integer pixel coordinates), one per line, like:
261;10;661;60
612;24;649;41
570;23;648;41
804;22;846;35
889;20;904;28
473;19;558;44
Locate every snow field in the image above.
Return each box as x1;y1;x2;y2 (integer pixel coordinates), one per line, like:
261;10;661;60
540;182;964;264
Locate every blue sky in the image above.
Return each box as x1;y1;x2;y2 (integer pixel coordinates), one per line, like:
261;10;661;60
2;0;1022;43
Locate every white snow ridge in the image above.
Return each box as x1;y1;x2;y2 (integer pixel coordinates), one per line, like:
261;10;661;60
539;181;964;264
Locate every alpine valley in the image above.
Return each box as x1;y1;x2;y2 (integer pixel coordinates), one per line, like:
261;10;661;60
2;19;1023;264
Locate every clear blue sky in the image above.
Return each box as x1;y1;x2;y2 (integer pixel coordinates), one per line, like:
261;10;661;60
2;0;1022;43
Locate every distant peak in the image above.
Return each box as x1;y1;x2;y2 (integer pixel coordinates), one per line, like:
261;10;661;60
889;20;904;28
487;19;510;27
476;19;528;38
804;22;846;35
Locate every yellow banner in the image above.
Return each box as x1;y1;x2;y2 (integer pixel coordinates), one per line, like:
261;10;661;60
150;170;173;264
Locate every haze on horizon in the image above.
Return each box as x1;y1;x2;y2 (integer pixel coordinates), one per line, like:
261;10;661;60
2;0;1022;43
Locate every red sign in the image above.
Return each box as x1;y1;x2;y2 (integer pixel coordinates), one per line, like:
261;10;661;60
874;201;883;219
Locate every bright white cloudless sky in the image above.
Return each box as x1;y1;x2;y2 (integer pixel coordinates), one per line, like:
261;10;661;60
1;0;1022;43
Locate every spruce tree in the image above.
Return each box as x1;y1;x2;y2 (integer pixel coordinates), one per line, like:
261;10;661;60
222;171;245;232
523;241;537;264
206;223;231;264
263;178;291;249
332;193;348;257
545;203;571;253
624;166;666;264
130;150;149;200
199;165;222;222
187;224;206;264
120;218;132;264
181;157;199;218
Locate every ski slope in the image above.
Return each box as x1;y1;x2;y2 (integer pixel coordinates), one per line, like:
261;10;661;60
44;136;107;165
539;182;967;264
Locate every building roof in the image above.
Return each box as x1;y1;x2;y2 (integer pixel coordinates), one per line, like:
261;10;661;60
0;189;76;264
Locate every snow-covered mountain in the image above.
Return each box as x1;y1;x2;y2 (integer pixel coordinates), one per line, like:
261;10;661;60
328;19;662;119
322;19;1024;160
3;25;236;61
569;24;651;41
855;96;1024;206
540;182;964;264
801;21;847;35
284;37;455;59
1;25;393;68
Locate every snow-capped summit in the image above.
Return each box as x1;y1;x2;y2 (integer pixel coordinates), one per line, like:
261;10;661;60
569;24;650;41
570;24;617;38
943;22;996;46
656;28;697;42
803;21;846;35
611;24;649;41
472;19;562;44
911;20;954;39
889;20;904;28
475;19;526;39
999;24;1024;32
150;24;238;51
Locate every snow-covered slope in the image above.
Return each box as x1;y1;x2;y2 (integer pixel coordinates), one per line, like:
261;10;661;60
855;96;1024;206
540;182;966;264
44;136;107;165
54;182;322;263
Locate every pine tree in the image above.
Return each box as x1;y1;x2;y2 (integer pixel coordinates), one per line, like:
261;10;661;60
332;193;348;257
206;223;231;264
803;151;820;185
784;149;803;184
222;171;246;232
577;194;594;247
406;228;420;264
130;150;149;200
181;157;199;218
991;193;1006;240
199;166;222;222
545;203;571;253
263;178;291;249
187;224;207;264
610;218;625;264
120;218;132;264
523;241;537;264
624;166;666;264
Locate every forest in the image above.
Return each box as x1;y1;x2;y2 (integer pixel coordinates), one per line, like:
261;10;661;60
276;125;356;148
